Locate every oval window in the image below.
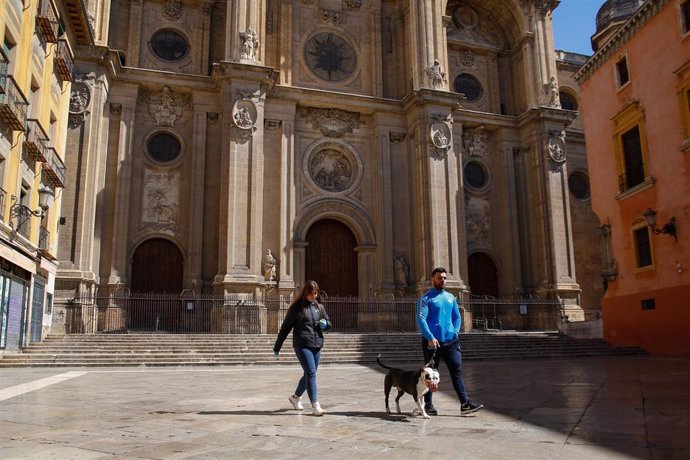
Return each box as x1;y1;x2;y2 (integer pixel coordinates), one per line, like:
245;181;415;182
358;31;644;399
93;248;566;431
454;73;483;102
150;29;189;62
568;171;590;200
147;132;182;163
464;161;487;189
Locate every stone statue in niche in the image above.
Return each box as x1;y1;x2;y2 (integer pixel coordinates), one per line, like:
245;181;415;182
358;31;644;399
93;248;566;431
264;249;278;281
394;256;409;288
426;59;446;89
240;27;259;61
545;76;561;108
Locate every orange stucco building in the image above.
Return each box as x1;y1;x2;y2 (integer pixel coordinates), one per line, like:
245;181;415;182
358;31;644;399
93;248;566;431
576;0;690;355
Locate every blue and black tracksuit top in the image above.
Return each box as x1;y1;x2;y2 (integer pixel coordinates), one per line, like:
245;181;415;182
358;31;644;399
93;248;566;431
416;288;461;345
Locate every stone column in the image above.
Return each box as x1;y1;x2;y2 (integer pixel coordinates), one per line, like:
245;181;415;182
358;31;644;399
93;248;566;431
523;1;561;107
126;0;143;66
405;0;449;90
106;84;139;289
372;122;395;294
225;0;265;63
214;63;277;295
356;245;377;298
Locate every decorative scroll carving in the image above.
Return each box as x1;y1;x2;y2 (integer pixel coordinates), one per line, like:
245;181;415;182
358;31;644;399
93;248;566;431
459;48;475;67
305;107;362;138
320;9;343;24
463;125;489;158
142;170;179;233
110;103;122;116
264;119;282;133
344;0;362;8
389;132;406;144
142;86;190;127
163;0;182;21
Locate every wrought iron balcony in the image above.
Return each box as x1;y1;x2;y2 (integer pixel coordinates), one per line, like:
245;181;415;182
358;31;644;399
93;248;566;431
39;225;50;250
617;164;646;193
0;75;28;131
0;187;6;222
55;39;74;82
24;119;49;162
36;0;60;44
0;47;7;96
42;147;66;188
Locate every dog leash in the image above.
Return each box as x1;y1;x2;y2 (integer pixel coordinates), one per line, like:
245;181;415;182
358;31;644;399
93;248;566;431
425;346;437;368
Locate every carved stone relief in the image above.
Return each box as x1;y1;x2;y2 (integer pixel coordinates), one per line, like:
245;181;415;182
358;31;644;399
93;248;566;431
305;107;362;138
264;119;282;133
206;112;218;124
430;114;453;160
459;48;475;67
394;256;409;289
232;97;258;142
466;197;491;244
239;27;260;61
545;76;561;108
110;103;122;116
141;86;191;127
463;125;489;158
142;169;179;233
68;80;92;129
163;0;182;21
320;9;343;24
344;0;362;8
308;146;356;192
447;5;505;49
548;130;567;163
264;249;278;281
389;132;406;144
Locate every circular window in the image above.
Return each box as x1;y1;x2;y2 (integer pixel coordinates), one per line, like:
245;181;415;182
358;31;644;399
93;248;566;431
454;73;483;102
464;161;487;189
559;92;578;111
568;171;590;200
150;29;189;62
147;133;182;163
304;32;357;82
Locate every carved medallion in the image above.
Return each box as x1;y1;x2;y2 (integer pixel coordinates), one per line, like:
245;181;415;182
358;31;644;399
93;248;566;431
548;130;567;163
430;121;452;149
459;48;475;67
306;142;360;193
68;82;91;129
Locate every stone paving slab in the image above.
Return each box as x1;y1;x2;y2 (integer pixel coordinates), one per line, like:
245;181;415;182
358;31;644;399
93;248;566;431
1;356;689;459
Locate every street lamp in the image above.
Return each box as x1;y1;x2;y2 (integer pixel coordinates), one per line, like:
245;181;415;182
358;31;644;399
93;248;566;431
10;185;54;232
643;208;677;241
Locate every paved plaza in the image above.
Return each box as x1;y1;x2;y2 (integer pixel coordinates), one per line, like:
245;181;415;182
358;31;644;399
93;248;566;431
1;355;689;459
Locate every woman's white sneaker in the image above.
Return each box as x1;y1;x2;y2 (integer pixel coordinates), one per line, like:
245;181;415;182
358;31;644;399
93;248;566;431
288;394;303;410
311;401;325;416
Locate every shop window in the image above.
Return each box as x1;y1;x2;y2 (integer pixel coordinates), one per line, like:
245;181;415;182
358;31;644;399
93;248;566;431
615;56;630;88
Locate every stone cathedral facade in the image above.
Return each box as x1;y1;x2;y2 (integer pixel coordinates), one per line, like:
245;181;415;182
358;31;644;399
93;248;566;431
54;0;603;324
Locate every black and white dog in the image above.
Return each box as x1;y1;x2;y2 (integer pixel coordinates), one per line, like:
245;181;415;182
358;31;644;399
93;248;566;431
376;354;440;419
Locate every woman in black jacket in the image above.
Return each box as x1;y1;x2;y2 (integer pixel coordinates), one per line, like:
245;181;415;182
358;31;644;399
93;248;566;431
273;280;331;416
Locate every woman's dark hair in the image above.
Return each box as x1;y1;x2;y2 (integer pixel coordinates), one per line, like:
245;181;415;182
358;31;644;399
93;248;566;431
294;280;324;318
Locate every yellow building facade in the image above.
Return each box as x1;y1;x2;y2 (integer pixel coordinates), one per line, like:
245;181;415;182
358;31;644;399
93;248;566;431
0;0;91;352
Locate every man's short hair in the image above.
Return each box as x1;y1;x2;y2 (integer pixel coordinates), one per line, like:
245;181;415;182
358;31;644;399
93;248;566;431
431;267;447;277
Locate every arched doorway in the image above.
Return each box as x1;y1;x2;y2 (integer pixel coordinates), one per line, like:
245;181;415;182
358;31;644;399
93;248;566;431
467;252;498;297
131;238;183;293
305;219;358;297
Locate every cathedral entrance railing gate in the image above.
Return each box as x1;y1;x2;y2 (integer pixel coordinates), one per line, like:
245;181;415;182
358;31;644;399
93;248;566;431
460;294;565;332
63;293;564;334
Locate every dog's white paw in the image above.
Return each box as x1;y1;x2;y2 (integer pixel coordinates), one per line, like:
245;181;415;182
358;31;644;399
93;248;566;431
423;414;430;419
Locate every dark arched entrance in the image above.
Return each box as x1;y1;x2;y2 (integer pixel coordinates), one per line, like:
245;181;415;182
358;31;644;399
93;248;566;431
131;238;183;293
467;252;498;297
305;219;358;297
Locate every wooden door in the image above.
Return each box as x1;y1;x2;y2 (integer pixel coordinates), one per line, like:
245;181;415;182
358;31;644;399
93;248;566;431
467;252;498;297
305;219;358;297
131;238;183;293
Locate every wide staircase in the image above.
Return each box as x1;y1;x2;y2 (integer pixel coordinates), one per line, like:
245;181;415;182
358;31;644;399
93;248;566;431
0;332;646;368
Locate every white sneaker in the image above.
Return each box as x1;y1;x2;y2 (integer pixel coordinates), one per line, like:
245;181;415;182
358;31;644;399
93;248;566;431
288;395;304;410
311;401;325;416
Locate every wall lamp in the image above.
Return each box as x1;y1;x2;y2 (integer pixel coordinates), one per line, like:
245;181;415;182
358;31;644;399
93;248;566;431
9;186;54;231
643;208;677;241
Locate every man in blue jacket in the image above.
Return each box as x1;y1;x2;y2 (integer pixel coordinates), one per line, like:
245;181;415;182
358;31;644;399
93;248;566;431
417;267;483;416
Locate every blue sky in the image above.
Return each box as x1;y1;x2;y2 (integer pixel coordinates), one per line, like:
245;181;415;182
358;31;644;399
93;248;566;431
552;0;604;56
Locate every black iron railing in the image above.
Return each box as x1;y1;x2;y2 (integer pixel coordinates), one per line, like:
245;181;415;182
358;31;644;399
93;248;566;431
0;187;5;222
36;0;59;44
24;119;49;162
42;147;66;188
63;292;565;335
0;75;28;131
55;39;74;82
38;225;49;249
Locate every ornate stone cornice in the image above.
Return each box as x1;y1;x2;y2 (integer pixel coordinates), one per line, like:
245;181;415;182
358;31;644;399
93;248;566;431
305;107;362;138
574;0;669;84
